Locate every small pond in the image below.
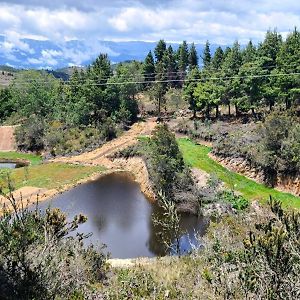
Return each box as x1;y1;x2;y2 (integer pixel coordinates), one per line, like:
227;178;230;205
39;173;208;259
0;161;28;169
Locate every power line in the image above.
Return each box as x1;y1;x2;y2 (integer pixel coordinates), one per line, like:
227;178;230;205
9;71;300;87
8;62;298;85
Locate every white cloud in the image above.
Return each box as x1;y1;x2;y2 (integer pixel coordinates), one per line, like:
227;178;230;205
0;0;300;67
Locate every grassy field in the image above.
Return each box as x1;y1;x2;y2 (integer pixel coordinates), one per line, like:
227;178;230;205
178;138;300;209
0;151;42;165
0;152;105;191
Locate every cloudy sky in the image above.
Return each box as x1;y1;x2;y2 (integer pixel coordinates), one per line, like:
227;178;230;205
0;0;299;68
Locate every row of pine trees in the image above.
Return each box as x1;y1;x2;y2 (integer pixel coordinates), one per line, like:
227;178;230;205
143;29;300;118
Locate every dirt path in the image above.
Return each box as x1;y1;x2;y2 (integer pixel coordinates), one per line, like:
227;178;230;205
52;119;157;199
53;119;157;168
0;126;16;151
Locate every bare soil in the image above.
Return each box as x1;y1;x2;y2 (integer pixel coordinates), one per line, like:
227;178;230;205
0;126;16;151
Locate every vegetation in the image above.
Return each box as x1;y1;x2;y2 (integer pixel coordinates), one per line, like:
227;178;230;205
0;152;42;166
0;190;107;299
0;163;104;192
178;138;300;208
102;199;300;299
0;58;142;156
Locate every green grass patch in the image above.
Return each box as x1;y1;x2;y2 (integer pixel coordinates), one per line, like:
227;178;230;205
1;162;105;191
0;152;42;165
178;138;300;209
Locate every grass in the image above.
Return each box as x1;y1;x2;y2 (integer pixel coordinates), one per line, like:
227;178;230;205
0;162;105;191
0;151;42;165
178;138;300;209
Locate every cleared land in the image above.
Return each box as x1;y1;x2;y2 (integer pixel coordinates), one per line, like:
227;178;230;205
0;126;16;151
53;119;157;168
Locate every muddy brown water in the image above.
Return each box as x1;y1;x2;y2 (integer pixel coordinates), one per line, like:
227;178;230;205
39;173;207;259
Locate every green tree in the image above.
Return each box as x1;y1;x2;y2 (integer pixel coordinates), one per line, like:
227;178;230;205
154;39;167;63
221;41;243;116
163;45;179;88
143;50;155;86
211;46;224;71
276;28;300;109
188;43;198;70
0;88;13;122
183;68;201;118
177;41;189;76
202;41;211;69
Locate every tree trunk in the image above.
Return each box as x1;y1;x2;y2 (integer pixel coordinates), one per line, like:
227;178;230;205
193;108;196;119
285;98;291;110
235;104;239;117
206;104;210;119
269;101;273;111
215;105;219;118
251;107;256;118
158;95;161;120
228;103;231;116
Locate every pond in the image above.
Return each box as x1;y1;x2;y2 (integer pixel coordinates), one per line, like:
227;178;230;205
0;161;28;169
0;162;18;169
40;173;207;259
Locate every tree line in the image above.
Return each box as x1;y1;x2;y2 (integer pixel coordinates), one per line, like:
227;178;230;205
142;29;300;119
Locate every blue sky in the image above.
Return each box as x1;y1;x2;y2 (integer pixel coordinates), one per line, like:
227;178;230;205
0;0;299;68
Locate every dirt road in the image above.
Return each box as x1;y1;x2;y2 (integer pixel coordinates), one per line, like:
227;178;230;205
0;126;16;151
54;119;157;168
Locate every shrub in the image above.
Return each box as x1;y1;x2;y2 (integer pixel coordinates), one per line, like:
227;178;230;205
15;115;45;151
0;189;107;299
219;190;249;211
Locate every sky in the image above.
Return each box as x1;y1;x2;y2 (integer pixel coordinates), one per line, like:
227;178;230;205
0;0;300;68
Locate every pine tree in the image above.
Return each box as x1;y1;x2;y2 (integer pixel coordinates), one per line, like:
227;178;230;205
242;40;256;63
277;28;300;109
188;43;198;70
211;46;224;71
177;41;189;73
203;41;211;69
163;45;178;88
183;68;200;118
143;51;155;85
154;40;167;63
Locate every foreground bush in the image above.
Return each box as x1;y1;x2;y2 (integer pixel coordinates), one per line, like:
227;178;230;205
0;190;107;300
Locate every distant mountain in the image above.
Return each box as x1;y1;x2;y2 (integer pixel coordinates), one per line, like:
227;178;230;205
0;36;222;70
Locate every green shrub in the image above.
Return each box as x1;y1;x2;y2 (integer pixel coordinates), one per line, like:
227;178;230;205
0;189;107;299
219;190;250;211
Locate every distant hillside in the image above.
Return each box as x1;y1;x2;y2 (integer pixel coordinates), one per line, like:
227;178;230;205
0;66;17;88
0;35;223;70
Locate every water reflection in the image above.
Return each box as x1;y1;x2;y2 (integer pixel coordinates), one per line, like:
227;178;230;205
39;173;207;258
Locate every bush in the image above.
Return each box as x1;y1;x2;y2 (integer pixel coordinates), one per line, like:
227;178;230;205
0;189;107;299
15;115;45;151
219;190;249;211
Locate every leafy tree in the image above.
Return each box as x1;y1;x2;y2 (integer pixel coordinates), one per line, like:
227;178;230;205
0;88;13;122
10;71;59;119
